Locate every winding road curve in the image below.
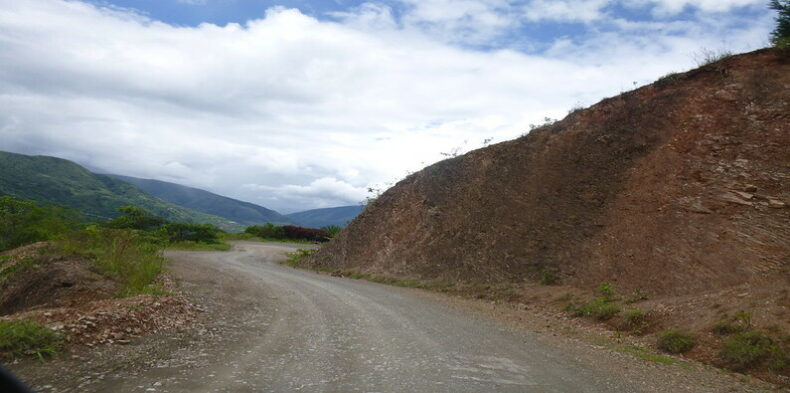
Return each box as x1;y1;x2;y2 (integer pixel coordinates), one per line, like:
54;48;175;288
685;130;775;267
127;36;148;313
128;242;642;393
22;242;771;392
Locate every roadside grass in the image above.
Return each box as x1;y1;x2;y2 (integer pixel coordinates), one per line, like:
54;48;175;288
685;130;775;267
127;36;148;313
620;344;687;368
590;337;689;369
0;320;63;360
53;228;166;297
167;241;231;251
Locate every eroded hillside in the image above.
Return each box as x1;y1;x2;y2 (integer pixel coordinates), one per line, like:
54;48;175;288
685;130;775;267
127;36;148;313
311;48;789;297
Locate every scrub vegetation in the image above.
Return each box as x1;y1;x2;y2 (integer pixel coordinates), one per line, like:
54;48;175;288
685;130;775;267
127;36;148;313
0;320;63;360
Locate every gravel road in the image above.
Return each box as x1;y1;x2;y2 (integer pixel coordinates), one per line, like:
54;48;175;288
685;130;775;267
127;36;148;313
10;242;778;393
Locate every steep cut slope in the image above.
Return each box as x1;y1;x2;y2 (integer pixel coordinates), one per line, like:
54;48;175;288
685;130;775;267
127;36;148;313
109;175;288;225
0;151;241;231
311;49;789;297
285;205;364;228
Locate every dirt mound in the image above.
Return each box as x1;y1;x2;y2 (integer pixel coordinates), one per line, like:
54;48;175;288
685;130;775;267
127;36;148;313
0;247;116;315
0;244;200;349
312;48;789;297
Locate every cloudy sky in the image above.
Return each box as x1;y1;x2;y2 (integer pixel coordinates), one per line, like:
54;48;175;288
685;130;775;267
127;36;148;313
0;0;774;213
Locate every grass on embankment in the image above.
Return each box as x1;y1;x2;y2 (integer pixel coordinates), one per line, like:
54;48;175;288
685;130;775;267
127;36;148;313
0;320;63;360
54;228;167;297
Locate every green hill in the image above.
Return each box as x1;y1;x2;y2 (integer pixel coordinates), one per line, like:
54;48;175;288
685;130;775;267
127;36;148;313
285;205;364;228
0;151;242;231
108;175;288;225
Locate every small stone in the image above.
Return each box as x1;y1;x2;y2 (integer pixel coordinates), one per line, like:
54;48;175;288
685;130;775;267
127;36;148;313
768;199;786;208
714;89;737;102
731;191;753;200
719;192;752;206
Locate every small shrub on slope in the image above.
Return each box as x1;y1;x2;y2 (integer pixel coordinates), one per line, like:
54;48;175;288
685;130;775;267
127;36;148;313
657;329;695;354
720;331;789;371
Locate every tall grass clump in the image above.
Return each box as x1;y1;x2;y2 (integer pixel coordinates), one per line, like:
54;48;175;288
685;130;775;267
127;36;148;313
0;320;63;360
56;227;166;297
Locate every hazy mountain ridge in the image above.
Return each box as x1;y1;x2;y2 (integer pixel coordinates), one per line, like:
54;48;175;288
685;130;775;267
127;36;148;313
0;151;241;231
285;205;364;228
109;175;289;225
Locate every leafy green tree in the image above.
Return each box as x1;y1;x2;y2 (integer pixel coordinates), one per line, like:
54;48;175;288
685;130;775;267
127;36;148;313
161;222;222;243
0;196;80;251
105;206;167;231
771;0;790;47
244;223;286;239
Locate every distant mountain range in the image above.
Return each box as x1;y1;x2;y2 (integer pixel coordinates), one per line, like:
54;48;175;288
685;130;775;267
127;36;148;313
0;151;241;231
284;205;364;228
0;151;363;230
109;175;289;225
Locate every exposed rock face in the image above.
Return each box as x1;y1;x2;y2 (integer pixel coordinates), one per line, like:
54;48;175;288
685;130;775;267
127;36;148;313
312;49;789;296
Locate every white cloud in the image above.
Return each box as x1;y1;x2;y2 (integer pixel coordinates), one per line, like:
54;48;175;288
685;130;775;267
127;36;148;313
634;0;765;15
523;0;611;23
0;0;773;212
243;177;368;212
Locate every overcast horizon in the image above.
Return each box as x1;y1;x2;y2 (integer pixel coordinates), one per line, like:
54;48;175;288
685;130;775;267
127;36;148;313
0;0;774;213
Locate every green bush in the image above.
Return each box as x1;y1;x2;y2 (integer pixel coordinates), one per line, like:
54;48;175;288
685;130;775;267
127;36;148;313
161;222;222;244
597;282;615;299
105;206;167;231
0;320;63;360
245;223;286;239
657;329;695;354
720;331;788;371
0;196;80;252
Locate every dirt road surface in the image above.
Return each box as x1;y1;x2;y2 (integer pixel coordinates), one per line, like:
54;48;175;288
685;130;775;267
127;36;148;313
9;242;777;392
